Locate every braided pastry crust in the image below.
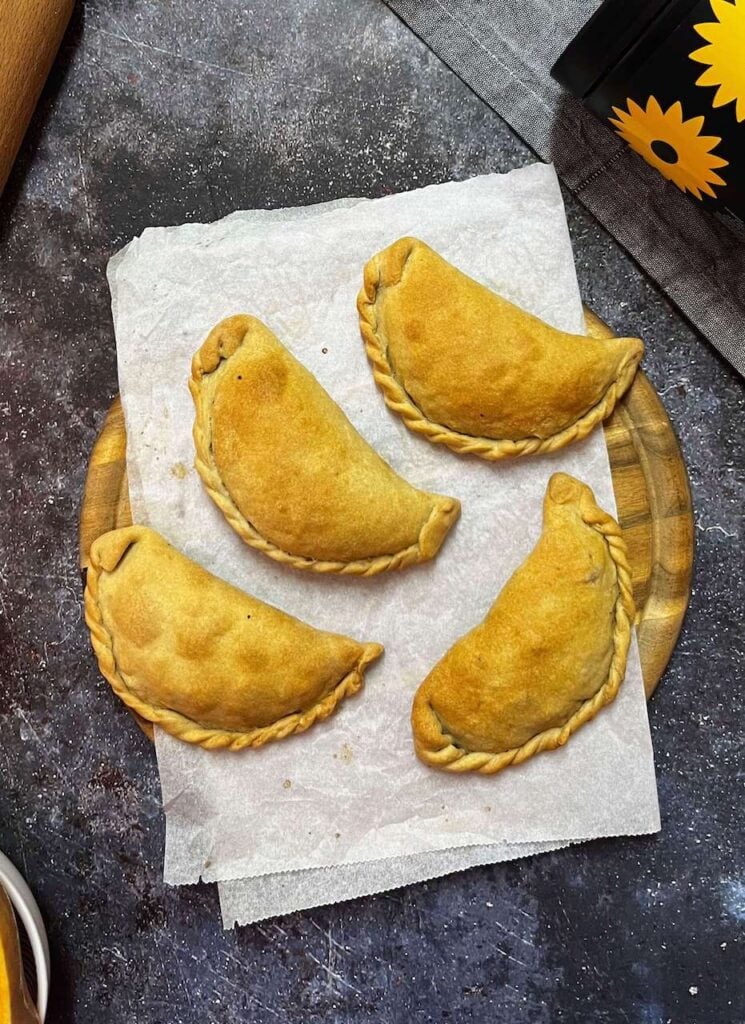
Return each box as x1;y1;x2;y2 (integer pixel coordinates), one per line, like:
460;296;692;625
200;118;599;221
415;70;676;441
190;315;459;575
411;473;634;774
85;526;383;750
358;238;642;460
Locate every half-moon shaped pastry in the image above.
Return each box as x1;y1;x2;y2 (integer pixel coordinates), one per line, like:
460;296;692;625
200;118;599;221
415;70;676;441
0;885;39;1024
190;315;460;575
358;238;644;459
84;526;383;750
411;473;634;774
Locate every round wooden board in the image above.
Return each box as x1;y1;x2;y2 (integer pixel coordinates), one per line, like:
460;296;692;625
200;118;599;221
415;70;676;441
79;310;694;712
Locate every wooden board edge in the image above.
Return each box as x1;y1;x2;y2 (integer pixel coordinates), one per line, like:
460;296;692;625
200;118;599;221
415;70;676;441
589;309;695;697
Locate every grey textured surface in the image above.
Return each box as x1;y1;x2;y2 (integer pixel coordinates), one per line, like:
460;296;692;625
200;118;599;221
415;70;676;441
0;1;742;1021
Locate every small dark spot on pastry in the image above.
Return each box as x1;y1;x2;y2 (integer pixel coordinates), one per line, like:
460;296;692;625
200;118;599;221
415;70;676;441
237;375;242;380
322;347;328;354
335;832;341;839
246;614;251;619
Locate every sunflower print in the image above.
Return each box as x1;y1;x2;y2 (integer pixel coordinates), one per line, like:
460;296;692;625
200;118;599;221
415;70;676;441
609;96;728;199
691;0;745;123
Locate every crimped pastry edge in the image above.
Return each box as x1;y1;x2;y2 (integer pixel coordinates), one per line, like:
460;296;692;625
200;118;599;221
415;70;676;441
190;314;460;576
357;238;643;460
410;473;635;774
84;526;384;751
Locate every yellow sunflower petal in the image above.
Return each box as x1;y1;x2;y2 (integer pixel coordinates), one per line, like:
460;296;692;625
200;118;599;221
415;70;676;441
685;115;706;134
711;0;735;21
695;65;722;86
689;46;712;66
712;84;739;108
692;23;720;44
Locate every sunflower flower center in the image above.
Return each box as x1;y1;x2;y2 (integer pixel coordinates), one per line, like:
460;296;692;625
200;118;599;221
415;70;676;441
650;139;679;164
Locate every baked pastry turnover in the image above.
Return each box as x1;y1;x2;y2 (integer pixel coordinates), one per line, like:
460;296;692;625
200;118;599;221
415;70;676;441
411;473;634;774
85;526;383;750
0;885;39;1024
190;315;459;575
358;238;644;459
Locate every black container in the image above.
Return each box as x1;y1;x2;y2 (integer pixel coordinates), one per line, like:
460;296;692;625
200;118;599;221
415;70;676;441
552;0;745;229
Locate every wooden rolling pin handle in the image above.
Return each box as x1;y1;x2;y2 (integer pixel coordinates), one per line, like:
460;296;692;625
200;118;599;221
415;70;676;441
0;0;75;196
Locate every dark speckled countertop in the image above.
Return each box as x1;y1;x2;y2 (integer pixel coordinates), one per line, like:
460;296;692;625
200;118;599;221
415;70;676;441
0;2;743;1022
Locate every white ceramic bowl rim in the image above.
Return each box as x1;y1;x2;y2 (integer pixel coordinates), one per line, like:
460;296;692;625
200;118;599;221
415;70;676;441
0;850;50;1021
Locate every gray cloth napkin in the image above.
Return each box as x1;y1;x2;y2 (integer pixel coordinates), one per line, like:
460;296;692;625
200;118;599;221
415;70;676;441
384;0;745;378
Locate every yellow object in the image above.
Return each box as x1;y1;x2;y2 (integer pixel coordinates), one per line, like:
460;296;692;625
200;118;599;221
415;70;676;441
0;0;74;196
84;526;383;750
0;885;39;1024
691;0;745;123
411;473;634;775
610;96;728;199
358;238;642;459
190;315;459;575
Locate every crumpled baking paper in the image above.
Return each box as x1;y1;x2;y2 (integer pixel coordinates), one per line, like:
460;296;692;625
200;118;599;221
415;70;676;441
107;165;660;915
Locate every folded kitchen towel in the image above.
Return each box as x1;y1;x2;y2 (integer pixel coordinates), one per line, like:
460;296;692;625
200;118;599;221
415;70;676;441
384;0;745;378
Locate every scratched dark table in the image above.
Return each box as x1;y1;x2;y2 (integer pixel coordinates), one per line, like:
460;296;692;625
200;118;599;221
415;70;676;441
0;2;743;1022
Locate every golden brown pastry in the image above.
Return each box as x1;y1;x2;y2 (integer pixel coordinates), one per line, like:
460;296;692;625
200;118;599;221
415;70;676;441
358;238;643;459
190;315;460;575
0;886;39;1024
411;473;634;774
84;526;383;750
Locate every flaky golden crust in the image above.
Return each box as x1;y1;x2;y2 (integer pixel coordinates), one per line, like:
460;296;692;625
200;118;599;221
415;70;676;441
411;474;635;774
190;315;459;575
0;886;39;1024
358;238;643;460
84;526;383;751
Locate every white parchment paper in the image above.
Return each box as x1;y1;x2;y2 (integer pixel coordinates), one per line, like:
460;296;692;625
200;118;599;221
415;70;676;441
108;165;659;890
218;840;564;928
